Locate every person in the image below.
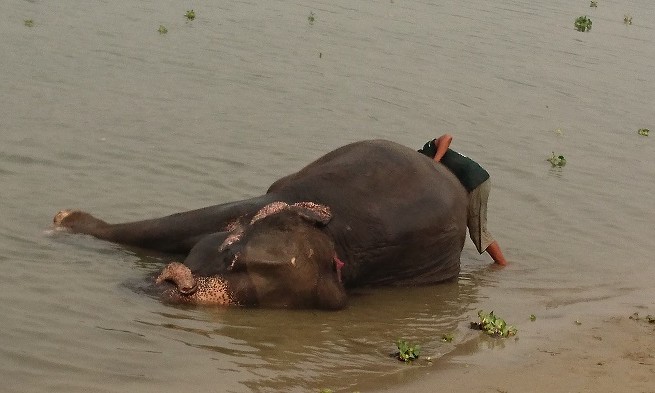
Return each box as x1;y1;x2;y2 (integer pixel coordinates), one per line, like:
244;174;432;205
418;134;507;266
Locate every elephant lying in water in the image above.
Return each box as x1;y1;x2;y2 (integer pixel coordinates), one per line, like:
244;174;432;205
53;140;467;309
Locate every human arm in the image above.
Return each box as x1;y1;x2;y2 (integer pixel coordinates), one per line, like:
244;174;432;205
433;134;453;162
486;241;507;266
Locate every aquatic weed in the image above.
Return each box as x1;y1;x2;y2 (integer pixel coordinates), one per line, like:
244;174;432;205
629;312;655;323
395;339;420;362
547;152;567;167
637;128;649;136
158;25;168;34
574;16;592;32
589;1;598;7
24;19;34;27
624;15;632;25
470;310;517;337
308;11;316;25
185;10;196;21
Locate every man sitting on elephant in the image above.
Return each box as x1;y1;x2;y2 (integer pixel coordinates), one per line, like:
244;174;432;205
418;134;507;266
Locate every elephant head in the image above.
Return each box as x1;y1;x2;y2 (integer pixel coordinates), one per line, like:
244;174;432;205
156;202;347;309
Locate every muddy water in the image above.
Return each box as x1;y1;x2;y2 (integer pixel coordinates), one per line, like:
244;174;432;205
1;0;654;392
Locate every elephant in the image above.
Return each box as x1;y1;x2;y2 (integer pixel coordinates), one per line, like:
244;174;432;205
53;140;468;309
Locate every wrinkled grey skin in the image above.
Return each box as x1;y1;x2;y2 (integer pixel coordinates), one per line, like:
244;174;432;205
53;140;467;309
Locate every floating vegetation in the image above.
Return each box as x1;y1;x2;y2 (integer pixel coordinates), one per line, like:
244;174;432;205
624;15;632;25
185;9;196;21
158;25;168;34
629;312;655;323
395;339;420;362
441;333;454;343
590;1;598;7
530;314;537;322
547;152;567;167
308;11;316;25
575;16;592;32
24;19;34;27
470;310;517;337
637;128;649;136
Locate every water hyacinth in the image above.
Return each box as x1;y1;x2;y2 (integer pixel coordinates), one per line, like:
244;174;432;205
470;310;517;337
547;152;567;167
395;339;420;362
574;16;592;32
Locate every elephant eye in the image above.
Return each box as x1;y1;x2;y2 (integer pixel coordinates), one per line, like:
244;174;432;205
225;251;242;271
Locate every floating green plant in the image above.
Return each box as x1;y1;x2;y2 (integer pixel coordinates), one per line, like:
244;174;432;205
158;25;168;34
24;19;34;27
624;15;632;25
185;9;196;21
574;16;592;32
530;314;537;322
590;1;598;7
547;152;567;167
308;11;316;24
629;312;655;323
441;333;454;342
470;310;517;337
637;128;649;136
395;339;420;362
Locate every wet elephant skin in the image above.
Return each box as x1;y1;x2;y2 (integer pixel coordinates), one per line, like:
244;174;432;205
53;140;468;309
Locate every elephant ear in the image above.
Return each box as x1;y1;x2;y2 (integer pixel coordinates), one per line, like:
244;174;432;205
250;201;332;226
290;202;332;226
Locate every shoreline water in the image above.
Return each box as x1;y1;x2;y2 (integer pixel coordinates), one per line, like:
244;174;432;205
372;288;655;393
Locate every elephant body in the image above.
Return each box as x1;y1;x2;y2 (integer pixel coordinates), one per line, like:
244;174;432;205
54;140;468;309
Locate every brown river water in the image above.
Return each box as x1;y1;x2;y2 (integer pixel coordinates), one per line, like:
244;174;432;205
1;0;653;392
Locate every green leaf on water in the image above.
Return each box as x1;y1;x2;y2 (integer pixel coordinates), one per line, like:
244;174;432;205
470;310;517;337
574;16;592;32
158;25;168;34
441;333;454;342
24;19;34;27
185;9;196;21
395;339;420;362
637;128;649;136
547;152;566;167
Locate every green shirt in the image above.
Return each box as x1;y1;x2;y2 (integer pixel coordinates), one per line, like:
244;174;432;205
440;148;489;192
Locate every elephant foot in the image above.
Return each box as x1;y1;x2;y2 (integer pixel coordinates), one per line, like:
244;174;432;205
53;210;108;234
54;209;76;227
156;262;198;295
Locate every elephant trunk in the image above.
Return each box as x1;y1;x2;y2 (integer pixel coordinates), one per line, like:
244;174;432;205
156;262;198;295
155;262;236;306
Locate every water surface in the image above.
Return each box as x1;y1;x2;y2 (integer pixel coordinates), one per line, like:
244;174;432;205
1;0;654;392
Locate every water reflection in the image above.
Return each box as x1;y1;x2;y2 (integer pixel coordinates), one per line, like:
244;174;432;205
132;265;488;392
